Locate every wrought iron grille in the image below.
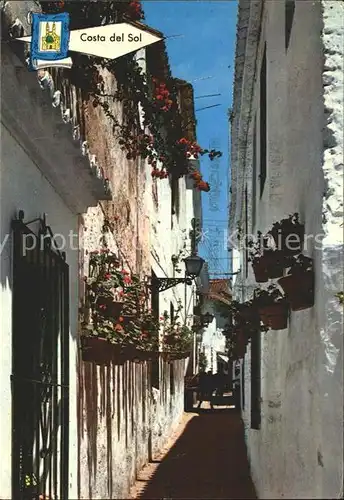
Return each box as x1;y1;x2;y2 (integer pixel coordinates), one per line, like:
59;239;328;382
11;212;70;500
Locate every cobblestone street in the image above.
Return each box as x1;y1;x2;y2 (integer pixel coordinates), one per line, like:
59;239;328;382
130;403;257;499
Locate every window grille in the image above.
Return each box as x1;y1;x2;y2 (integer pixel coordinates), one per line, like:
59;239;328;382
11;212;70;500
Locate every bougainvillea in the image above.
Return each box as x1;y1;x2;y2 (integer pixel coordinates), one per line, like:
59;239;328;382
39;0;222;193
176;137;222;161
128;1;144;20
152;78;173;112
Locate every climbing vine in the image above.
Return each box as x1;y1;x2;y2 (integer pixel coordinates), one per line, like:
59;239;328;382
39;0;222;188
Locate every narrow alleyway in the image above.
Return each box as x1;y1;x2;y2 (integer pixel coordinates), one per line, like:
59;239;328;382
130;400;257;499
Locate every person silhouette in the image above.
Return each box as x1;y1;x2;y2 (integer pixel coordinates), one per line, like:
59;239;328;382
197;370;214;409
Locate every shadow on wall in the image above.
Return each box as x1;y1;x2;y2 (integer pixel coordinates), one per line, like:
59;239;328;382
136;409;257;500
77;358;150;499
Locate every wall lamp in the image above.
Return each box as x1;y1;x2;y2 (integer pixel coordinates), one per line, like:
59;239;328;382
151;254;205;292
200;312;214;327
150;218;205;293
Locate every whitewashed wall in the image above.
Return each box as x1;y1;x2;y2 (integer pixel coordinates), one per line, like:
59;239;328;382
0;124;79;499
77;48;198;498
231;0;343;498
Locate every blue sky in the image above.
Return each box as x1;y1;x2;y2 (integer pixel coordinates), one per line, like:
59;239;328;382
143;0;238;276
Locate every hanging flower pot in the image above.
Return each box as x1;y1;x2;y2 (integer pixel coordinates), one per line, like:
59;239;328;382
81;336;125;365
237;303;259;322
170;351;190;360
278;270;314;311
251;257;269;282
162;352;172;362
233;333;247;359
121;344;140;362
134;348;159;362
165;334;177;346
258;301;289;330
261;250;288;279
97;297;124;318
268;213;305;255
119;314;137;325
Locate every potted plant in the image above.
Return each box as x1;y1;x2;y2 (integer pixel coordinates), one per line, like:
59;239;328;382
161;308;193;360
80;332;126;365
247;237;269;283
86;250;127;319
278;254;314;311
226;331;247;360
234;300;260;322
268;213;305;255
133;310;160;361
253;285;289;330
262;249;292;279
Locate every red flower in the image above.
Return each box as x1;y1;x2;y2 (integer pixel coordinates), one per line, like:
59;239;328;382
121;269;129;275
119;316;124;322
104;273;111;280
178;138;188;145
124;275;132;284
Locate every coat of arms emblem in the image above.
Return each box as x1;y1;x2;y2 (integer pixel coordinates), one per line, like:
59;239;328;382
41;21;61;52
30;12;70;69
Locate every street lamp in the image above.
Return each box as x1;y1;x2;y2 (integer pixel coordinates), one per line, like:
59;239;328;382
184;254;205;278
201;312;214;327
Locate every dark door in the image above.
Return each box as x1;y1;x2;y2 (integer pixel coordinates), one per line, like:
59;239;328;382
11;215;69;500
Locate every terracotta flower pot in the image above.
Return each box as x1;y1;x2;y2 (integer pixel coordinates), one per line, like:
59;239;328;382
278;271;314;311
258;302;289;330
162;352;171;362
261;250;287;279
238;304;259;322
252;258;269;283
165;334;177;346
119;314;136;325
269;223;305;255
233;340;247;359
133;348;159;362
97;297;123;318
81;336;124;365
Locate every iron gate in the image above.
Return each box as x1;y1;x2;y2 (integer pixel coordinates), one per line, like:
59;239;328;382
11;212;69;500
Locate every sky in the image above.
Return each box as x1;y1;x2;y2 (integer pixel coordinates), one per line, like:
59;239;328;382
143;0;238;277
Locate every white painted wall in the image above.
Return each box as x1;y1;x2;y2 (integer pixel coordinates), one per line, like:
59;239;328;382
201;302;226;373
230;1;343;498
0;124;79;499
202;325;226;373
